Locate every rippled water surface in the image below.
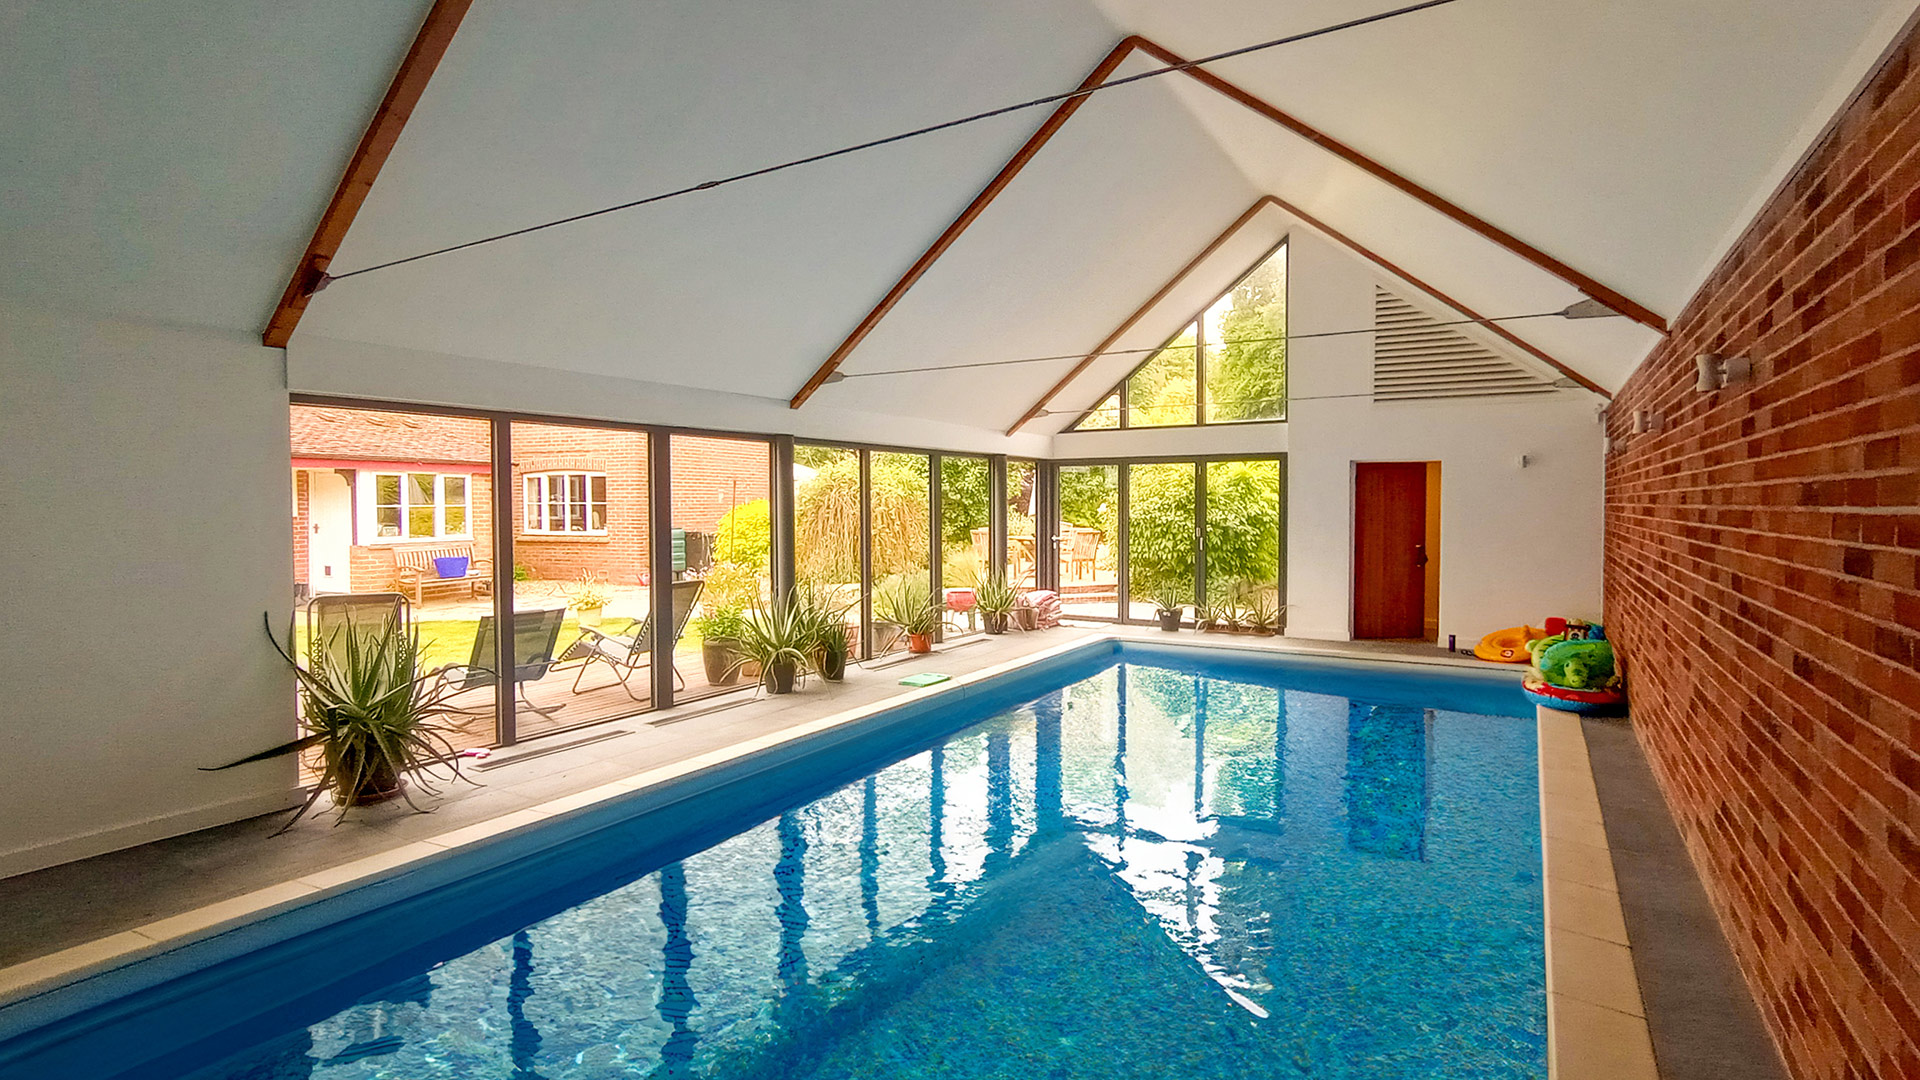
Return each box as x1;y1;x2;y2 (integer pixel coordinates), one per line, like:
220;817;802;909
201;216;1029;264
185;660;1544;1080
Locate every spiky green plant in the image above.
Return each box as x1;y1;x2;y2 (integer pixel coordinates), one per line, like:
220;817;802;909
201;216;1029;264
873;576;941;636
206;613;474;834
738;595;815;692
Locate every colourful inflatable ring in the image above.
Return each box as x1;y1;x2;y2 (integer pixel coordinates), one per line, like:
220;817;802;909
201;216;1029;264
1474;625;1543;664
1522;673;1626;715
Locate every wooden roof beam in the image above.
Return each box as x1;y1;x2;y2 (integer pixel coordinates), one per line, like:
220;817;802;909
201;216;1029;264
795;33;1664;409
261;0;474;349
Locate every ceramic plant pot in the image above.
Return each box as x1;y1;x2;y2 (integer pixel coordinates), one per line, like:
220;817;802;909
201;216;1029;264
1156;608;1181;631
907;632;933;654
702;638;743;685
763;658;798;694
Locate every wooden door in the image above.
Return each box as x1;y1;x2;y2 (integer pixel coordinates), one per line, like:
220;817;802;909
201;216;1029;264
1353;463;1429;638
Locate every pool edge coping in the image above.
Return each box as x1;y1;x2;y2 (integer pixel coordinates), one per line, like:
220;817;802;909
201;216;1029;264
1538;705;1660;1080
0;633;1541;1035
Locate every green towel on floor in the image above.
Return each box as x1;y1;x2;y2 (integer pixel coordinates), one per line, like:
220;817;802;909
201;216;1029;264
899;672;951;688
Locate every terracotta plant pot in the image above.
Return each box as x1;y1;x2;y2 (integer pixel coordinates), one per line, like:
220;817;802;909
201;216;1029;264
336;750;402;806
907;632;933;654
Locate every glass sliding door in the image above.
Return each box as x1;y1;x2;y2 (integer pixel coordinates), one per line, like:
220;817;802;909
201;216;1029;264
939;454;991;636
870;451;931;655
1056;464;1118;620
795;444;863;659
672;434;772;703
1006;458;1038;588
1205;459;1284;629
1126;462;1197;623
290;403;499;750
510;419;651;735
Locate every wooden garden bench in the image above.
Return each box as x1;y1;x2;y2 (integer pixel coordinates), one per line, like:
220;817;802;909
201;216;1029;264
392;543;492;605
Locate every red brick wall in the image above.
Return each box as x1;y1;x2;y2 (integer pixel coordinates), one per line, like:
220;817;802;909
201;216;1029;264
672;434;771;536
1604;27;1920;1080
511;423;650;584
291;470;309;592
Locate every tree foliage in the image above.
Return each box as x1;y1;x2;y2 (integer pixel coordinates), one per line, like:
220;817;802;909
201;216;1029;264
1208;253;1287;422
714;498;770;570
794;451;931;584
1075;244;1286;429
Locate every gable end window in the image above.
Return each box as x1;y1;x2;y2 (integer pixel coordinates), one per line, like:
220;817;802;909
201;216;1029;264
1071;239;1287;430
524;472;608;534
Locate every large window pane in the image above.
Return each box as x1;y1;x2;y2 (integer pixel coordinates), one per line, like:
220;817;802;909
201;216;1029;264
511;420;651;736
1057;464;1118;620
1204;459;1284;629
290;404;498;755
939;455;991;636
1126;324;1197;427
1127;463;1196;623
1203;243;1287;423
870;451;931;655
1006;459;1037;588
795;444;863;658
674;434;772;704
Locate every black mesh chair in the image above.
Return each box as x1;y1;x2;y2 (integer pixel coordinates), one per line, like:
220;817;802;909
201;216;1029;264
432;607;570;721
563;580;704;701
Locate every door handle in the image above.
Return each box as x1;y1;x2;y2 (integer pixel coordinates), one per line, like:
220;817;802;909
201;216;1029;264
1413;544;1429;568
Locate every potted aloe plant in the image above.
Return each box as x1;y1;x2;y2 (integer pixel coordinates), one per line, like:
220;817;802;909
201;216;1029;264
874;576;941;653
739;596;813;693
793;582;854;681
1249;590;1283;636
206;613;473;832
1148;583;1187;631
974;574;1020;635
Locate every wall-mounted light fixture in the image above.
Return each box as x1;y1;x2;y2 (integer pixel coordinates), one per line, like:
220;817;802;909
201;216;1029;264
1695;353;1752;392
1631;409;1660;434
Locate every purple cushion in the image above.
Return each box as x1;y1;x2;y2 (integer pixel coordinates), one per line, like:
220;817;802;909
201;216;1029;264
433;555;470;580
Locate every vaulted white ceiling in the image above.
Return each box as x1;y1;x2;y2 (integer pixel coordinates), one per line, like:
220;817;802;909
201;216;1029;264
0;0;1911;441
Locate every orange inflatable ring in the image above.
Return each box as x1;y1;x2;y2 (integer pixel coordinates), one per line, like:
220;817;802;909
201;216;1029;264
1474;625;1543;664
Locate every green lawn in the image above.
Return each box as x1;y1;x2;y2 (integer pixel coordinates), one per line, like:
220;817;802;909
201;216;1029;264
294;615;699;673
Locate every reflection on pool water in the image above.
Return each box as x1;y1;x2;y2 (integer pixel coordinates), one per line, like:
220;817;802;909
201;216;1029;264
184;659;1544;1080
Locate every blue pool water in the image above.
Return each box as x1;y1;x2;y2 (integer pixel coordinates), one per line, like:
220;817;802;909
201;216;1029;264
13;647;1543;1080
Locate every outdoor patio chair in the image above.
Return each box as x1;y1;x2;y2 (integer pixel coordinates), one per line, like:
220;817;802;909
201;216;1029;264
305;592;410;674
562;579;704;701
1067;527;1101;581
430;607;570;723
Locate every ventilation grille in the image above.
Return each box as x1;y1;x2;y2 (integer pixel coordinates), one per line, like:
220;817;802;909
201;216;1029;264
1373;287;1557;401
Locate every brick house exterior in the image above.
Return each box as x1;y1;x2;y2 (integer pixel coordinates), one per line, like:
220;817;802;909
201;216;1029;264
291;406;770;597
1604;24;1920;1080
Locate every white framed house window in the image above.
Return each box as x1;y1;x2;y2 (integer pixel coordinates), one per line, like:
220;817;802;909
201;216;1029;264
366;471;471;541
523;472;608;534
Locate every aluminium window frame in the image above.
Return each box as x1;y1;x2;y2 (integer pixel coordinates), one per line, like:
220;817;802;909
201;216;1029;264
1042;452;1287;627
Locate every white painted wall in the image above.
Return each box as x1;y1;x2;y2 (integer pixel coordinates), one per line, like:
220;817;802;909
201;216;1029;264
0;300;297;877
1282;232;1604;644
